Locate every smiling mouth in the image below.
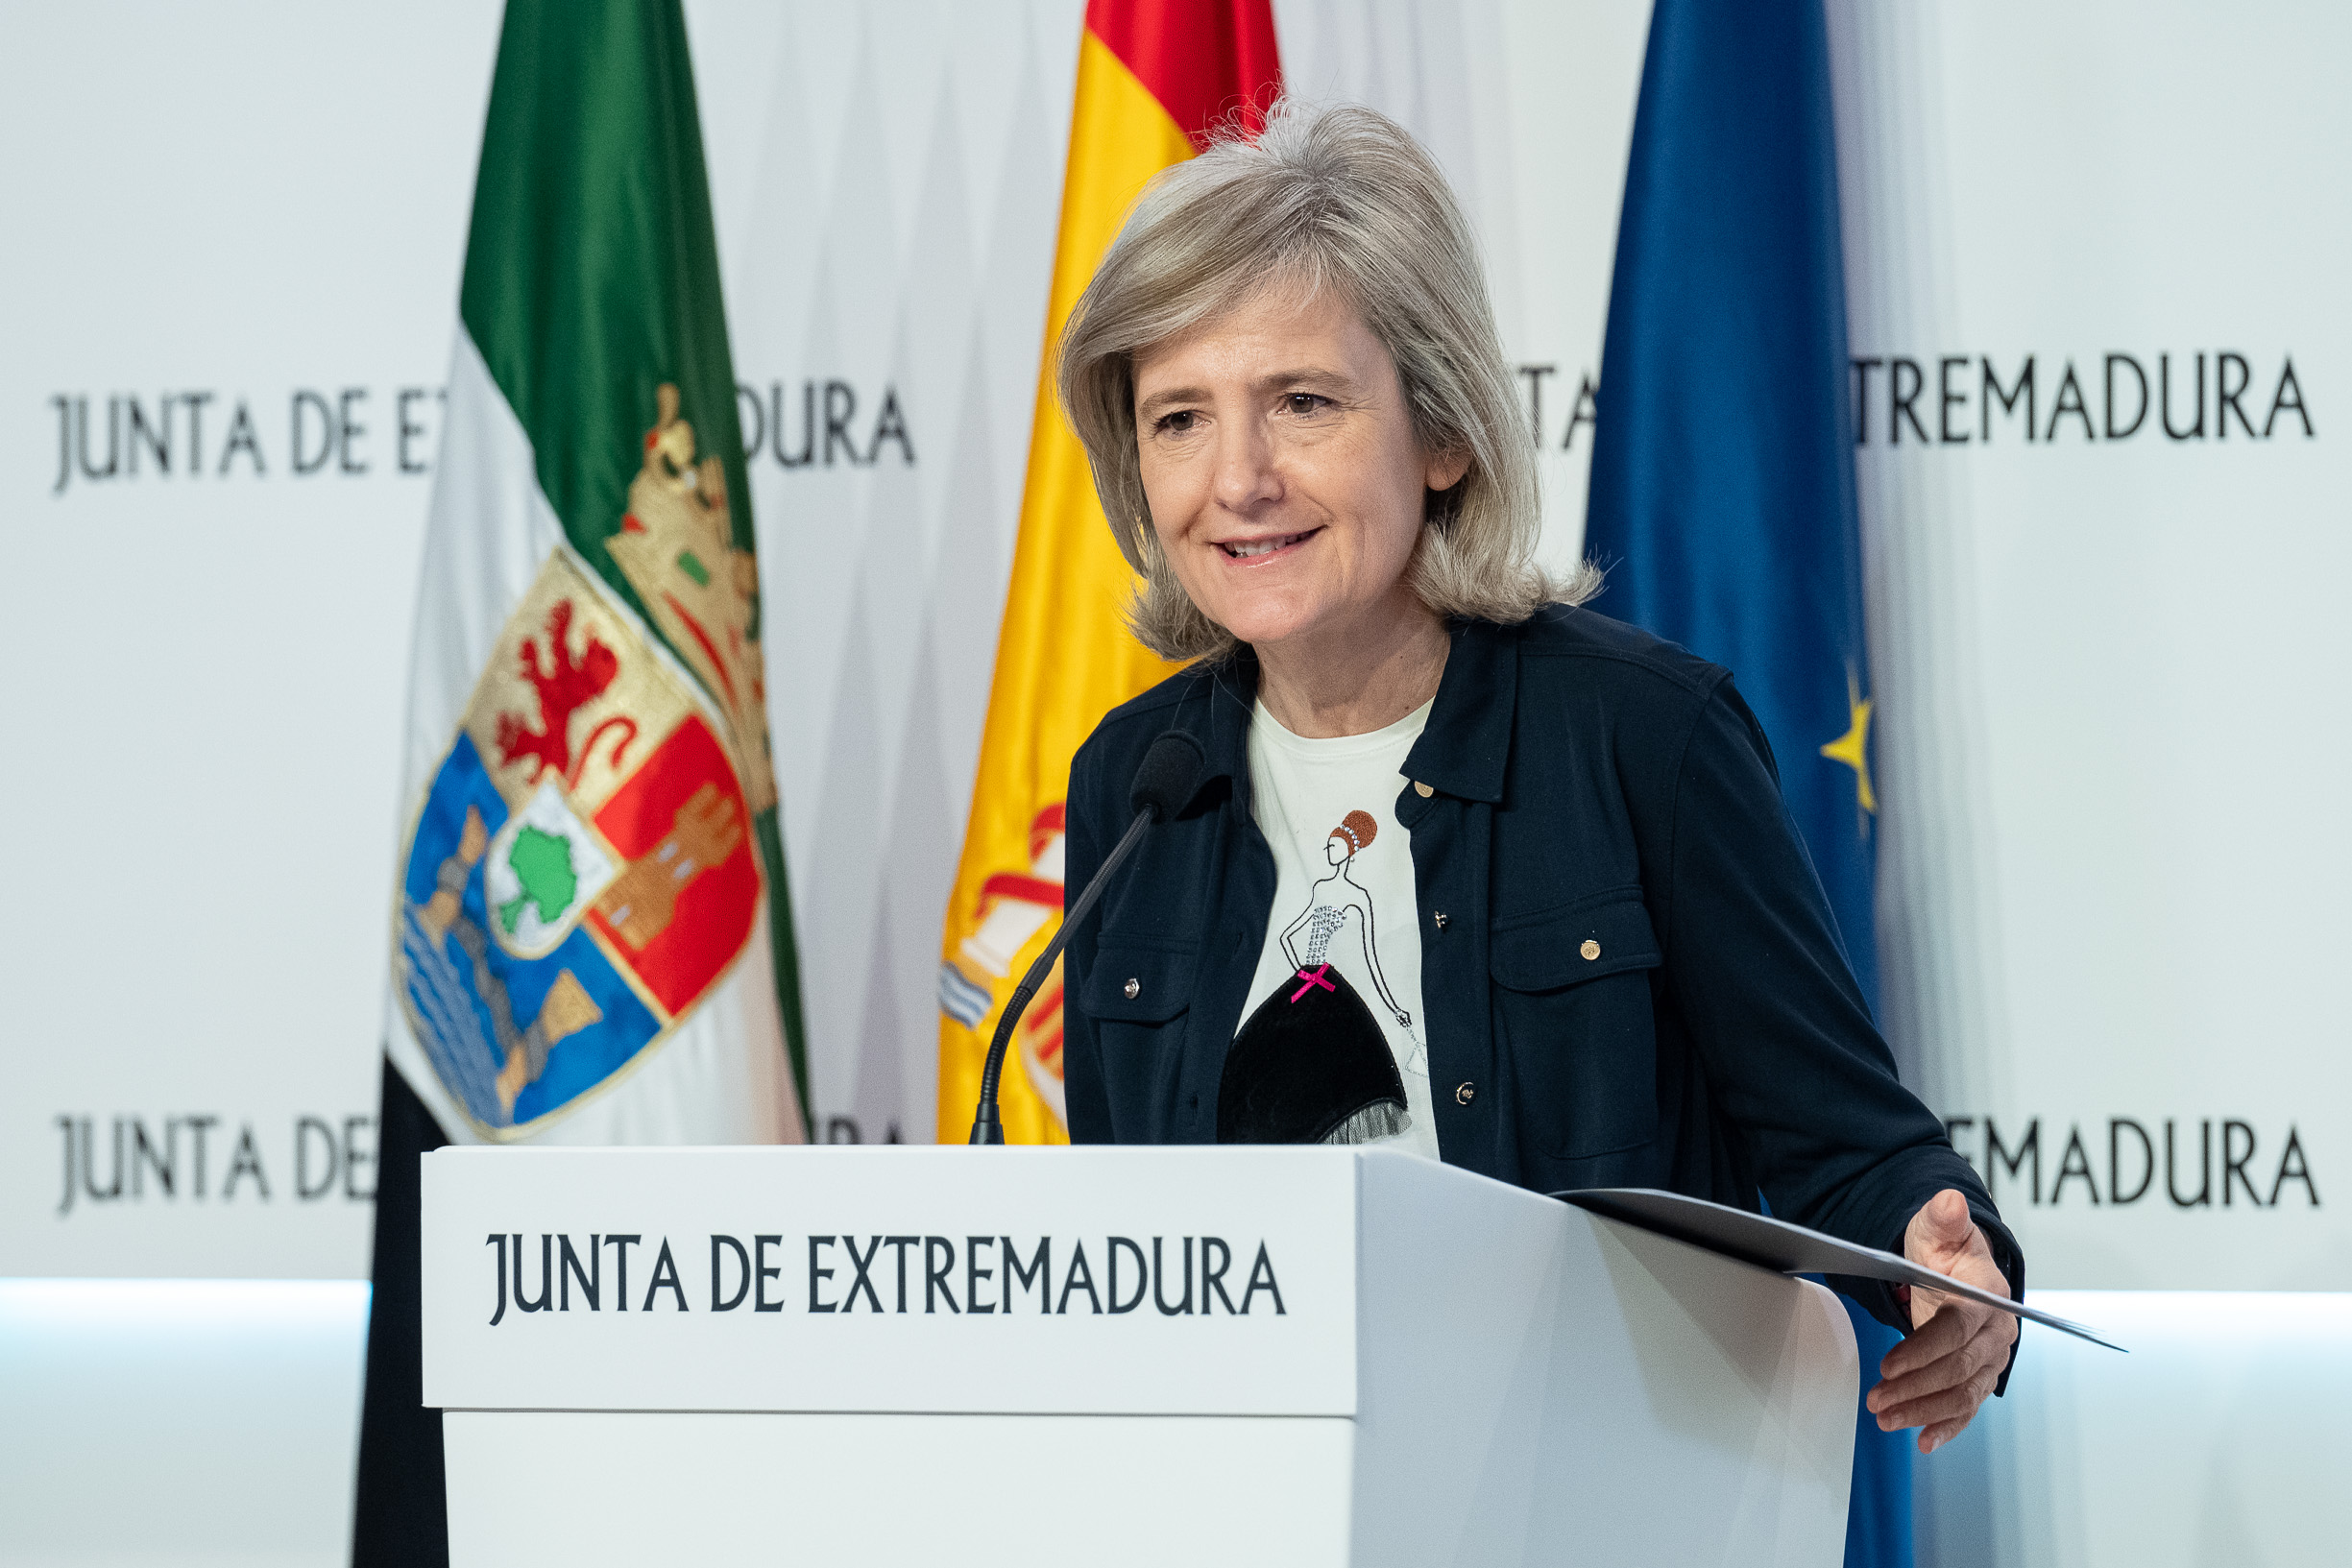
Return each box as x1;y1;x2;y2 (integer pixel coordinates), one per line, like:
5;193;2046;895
1219;528;1319;560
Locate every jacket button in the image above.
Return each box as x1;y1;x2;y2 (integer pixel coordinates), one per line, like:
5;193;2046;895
1413;781;1434;798
1124;977;1140;1000
1455;1082;1476;1105
1580;939;1601;961
1432;910;1448;930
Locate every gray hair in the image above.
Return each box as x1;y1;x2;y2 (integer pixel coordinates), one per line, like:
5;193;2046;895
1058;100;1598;663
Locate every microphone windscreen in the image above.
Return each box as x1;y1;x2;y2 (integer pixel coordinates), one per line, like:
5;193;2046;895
1128;730;1207;822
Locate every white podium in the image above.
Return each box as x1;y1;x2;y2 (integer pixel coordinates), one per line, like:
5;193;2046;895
421;1146;1856;1566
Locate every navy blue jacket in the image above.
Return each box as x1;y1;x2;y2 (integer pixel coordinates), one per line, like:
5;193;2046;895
1060;605;2023;1339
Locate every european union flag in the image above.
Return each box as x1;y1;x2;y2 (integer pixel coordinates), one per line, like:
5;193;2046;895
1582;2;1907;1563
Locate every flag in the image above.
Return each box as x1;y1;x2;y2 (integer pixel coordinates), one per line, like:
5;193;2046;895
354;6;805;1560
934;0;1280;1144
1581;2;1909;1563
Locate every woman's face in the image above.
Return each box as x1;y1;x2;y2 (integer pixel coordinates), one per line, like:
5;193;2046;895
1131;285;1468;657
1324;835;1346;866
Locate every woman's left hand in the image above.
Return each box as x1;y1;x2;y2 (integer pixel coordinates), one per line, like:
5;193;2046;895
1866;1188;2020;1454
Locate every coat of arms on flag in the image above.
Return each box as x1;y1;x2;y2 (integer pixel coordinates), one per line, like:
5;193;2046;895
395;394;766;1141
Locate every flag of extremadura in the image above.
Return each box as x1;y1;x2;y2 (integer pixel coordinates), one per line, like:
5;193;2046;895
387;0;807;1145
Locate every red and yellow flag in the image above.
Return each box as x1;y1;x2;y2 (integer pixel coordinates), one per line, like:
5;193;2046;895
935;1;1281;1143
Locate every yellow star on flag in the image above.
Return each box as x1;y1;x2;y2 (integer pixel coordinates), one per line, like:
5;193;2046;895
1819;674;1876;814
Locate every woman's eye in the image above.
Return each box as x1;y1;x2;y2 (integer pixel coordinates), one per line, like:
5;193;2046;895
1283;393;1330;416
1157;410;1198;435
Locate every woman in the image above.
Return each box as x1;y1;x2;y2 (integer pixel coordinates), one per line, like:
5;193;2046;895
1054;102;2020;1454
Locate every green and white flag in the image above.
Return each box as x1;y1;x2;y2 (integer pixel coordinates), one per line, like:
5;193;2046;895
386;1;807;1146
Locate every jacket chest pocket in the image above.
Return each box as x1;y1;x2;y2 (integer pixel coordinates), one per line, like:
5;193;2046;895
1490;891;1662;1160
1077;941;1198;1098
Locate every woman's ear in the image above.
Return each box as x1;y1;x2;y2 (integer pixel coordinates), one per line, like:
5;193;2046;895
1424;445;1471;493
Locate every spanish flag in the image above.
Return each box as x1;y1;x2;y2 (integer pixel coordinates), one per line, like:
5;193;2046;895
935;1;1281;1143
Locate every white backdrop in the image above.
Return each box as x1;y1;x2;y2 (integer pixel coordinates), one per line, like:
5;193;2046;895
1830;0;2348;1292
4;2;503;1279
12;0;2339;1292
2;4;2348;1565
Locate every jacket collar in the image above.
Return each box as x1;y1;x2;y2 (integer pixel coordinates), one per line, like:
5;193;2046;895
1187;617;1517;806
1405;618;1515;804
1194;652;1259;792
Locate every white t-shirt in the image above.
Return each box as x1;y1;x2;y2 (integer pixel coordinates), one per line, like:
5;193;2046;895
1240;697;1441;1160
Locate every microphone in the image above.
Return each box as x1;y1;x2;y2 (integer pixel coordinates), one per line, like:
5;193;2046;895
968;730;1206;1145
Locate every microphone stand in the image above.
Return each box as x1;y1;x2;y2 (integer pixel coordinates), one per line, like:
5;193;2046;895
966;806;1155;1146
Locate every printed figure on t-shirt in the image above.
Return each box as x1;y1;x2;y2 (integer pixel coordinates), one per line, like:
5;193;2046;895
1279;808;1414;1035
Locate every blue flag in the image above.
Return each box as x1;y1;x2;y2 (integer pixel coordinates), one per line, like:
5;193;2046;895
1582;3;1909;1563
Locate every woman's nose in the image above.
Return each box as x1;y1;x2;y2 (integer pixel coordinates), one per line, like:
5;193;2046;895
1210;422;1281;514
